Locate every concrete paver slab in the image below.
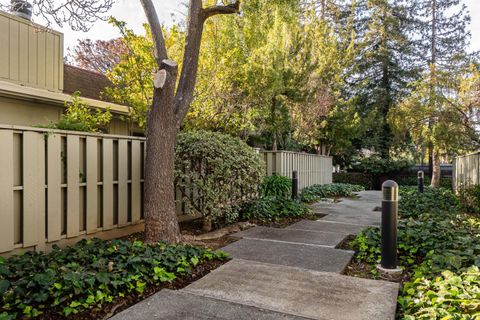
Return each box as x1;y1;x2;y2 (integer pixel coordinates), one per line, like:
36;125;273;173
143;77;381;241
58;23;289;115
286;220;367;235
222;238;354;273
185;259;400;320
312;191;382;227
111;289;309;320
232;226;346;247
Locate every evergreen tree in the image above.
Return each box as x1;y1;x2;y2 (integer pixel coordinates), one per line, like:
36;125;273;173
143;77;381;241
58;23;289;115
405;0;473;186
349;0;418;158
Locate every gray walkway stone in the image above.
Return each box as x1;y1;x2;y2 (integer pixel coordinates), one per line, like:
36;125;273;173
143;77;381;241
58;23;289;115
312;191;382;226
185;259;400;320
287;220;367;235
222;238;354;273
232;226;346;247
111;289;308;320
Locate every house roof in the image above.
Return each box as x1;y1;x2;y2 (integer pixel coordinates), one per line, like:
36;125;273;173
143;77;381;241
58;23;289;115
63;64;112;101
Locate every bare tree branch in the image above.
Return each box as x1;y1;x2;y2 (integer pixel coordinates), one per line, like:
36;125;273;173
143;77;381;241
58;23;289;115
139;0;169;66
203;1;240;20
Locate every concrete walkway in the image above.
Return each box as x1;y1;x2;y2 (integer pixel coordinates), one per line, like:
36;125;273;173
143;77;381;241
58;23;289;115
112;191;399;320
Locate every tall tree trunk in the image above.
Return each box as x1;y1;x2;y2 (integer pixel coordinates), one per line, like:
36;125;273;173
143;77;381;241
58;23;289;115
430;148;441;188
144;65;182;243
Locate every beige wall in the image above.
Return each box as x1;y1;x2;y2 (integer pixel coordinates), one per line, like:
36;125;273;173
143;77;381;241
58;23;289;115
453;152;480;191
0;11;63;92
0;96;134;135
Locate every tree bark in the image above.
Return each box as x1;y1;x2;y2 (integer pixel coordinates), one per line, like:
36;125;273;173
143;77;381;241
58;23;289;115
140;0;240;243
144;61;182;243
430;148;441;188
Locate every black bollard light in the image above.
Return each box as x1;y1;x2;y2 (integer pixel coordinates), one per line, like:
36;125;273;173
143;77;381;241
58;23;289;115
292;171;299;200
381;180;399;270
418;170;424;193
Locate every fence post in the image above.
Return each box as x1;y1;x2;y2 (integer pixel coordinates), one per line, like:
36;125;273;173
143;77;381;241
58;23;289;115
292;170;298;200
418;170;424;193
379;180;401;273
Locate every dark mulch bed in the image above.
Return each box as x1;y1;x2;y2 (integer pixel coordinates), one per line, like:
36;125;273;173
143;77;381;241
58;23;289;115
41;259;226;320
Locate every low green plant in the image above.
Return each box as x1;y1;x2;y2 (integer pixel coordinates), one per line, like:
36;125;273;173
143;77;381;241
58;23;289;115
0;238;228;319
241;197;310;222
300;183;365;204
399;266;480;319
260;175;291;199
351;186;479;318
399;187;459;219
42;91;112;133
458;184;480;214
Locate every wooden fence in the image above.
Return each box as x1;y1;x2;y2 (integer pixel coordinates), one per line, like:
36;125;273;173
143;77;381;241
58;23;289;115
0;127;333;255
0;125;149;255
453;152;480;191
262;151;333;190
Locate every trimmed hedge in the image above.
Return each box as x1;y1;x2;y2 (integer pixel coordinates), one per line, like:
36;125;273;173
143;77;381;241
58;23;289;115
175;130;264;227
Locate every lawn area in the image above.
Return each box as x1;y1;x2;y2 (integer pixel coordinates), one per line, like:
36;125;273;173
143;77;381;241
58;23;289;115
348;187;480;319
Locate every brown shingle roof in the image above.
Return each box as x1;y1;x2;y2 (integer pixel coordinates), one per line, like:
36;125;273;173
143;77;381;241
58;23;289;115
63;64;112;101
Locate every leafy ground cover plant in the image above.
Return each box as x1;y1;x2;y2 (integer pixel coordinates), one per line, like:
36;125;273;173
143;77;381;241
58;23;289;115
350;187;479;319
260;175;291;199
458;184;480;214
0;238;228;319
300;183;365;203
399;187;460;218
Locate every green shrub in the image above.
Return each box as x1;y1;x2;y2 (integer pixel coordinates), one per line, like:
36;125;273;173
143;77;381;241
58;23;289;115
394;176;453;190
458;184;480;214
351;156;413;175
260;175;291;199
175;131;264;228
333;172;372;189
0;238;228;319
240;196;310;222
300;183;365;204
399;187;459;219
42;91;112;132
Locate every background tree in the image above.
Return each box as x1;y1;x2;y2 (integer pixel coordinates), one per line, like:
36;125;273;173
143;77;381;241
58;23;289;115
392;0;473;186
68;38;128;73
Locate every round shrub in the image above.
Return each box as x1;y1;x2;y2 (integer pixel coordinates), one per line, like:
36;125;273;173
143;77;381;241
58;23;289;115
260;175;291;199
175;130;264;230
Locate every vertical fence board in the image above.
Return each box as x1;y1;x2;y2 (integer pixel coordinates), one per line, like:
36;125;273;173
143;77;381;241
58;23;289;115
66;135;80;237
131;141;141;222
0;131;14;252
103;139;114;229
23;132;45;249
86;137;98;233
118;140;128;225
47;135;62;242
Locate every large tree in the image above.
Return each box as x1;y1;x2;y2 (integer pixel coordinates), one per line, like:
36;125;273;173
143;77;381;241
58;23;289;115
399;0;473;186
68;38;128;73
6;0;241;243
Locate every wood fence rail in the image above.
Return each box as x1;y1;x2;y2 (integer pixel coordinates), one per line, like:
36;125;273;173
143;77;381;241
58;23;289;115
453;152;480;192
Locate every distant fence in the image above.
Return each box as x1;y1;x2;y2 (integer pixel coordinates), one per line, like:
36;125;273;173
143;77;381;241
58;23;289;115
453;152;480;191
262;151;333;190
